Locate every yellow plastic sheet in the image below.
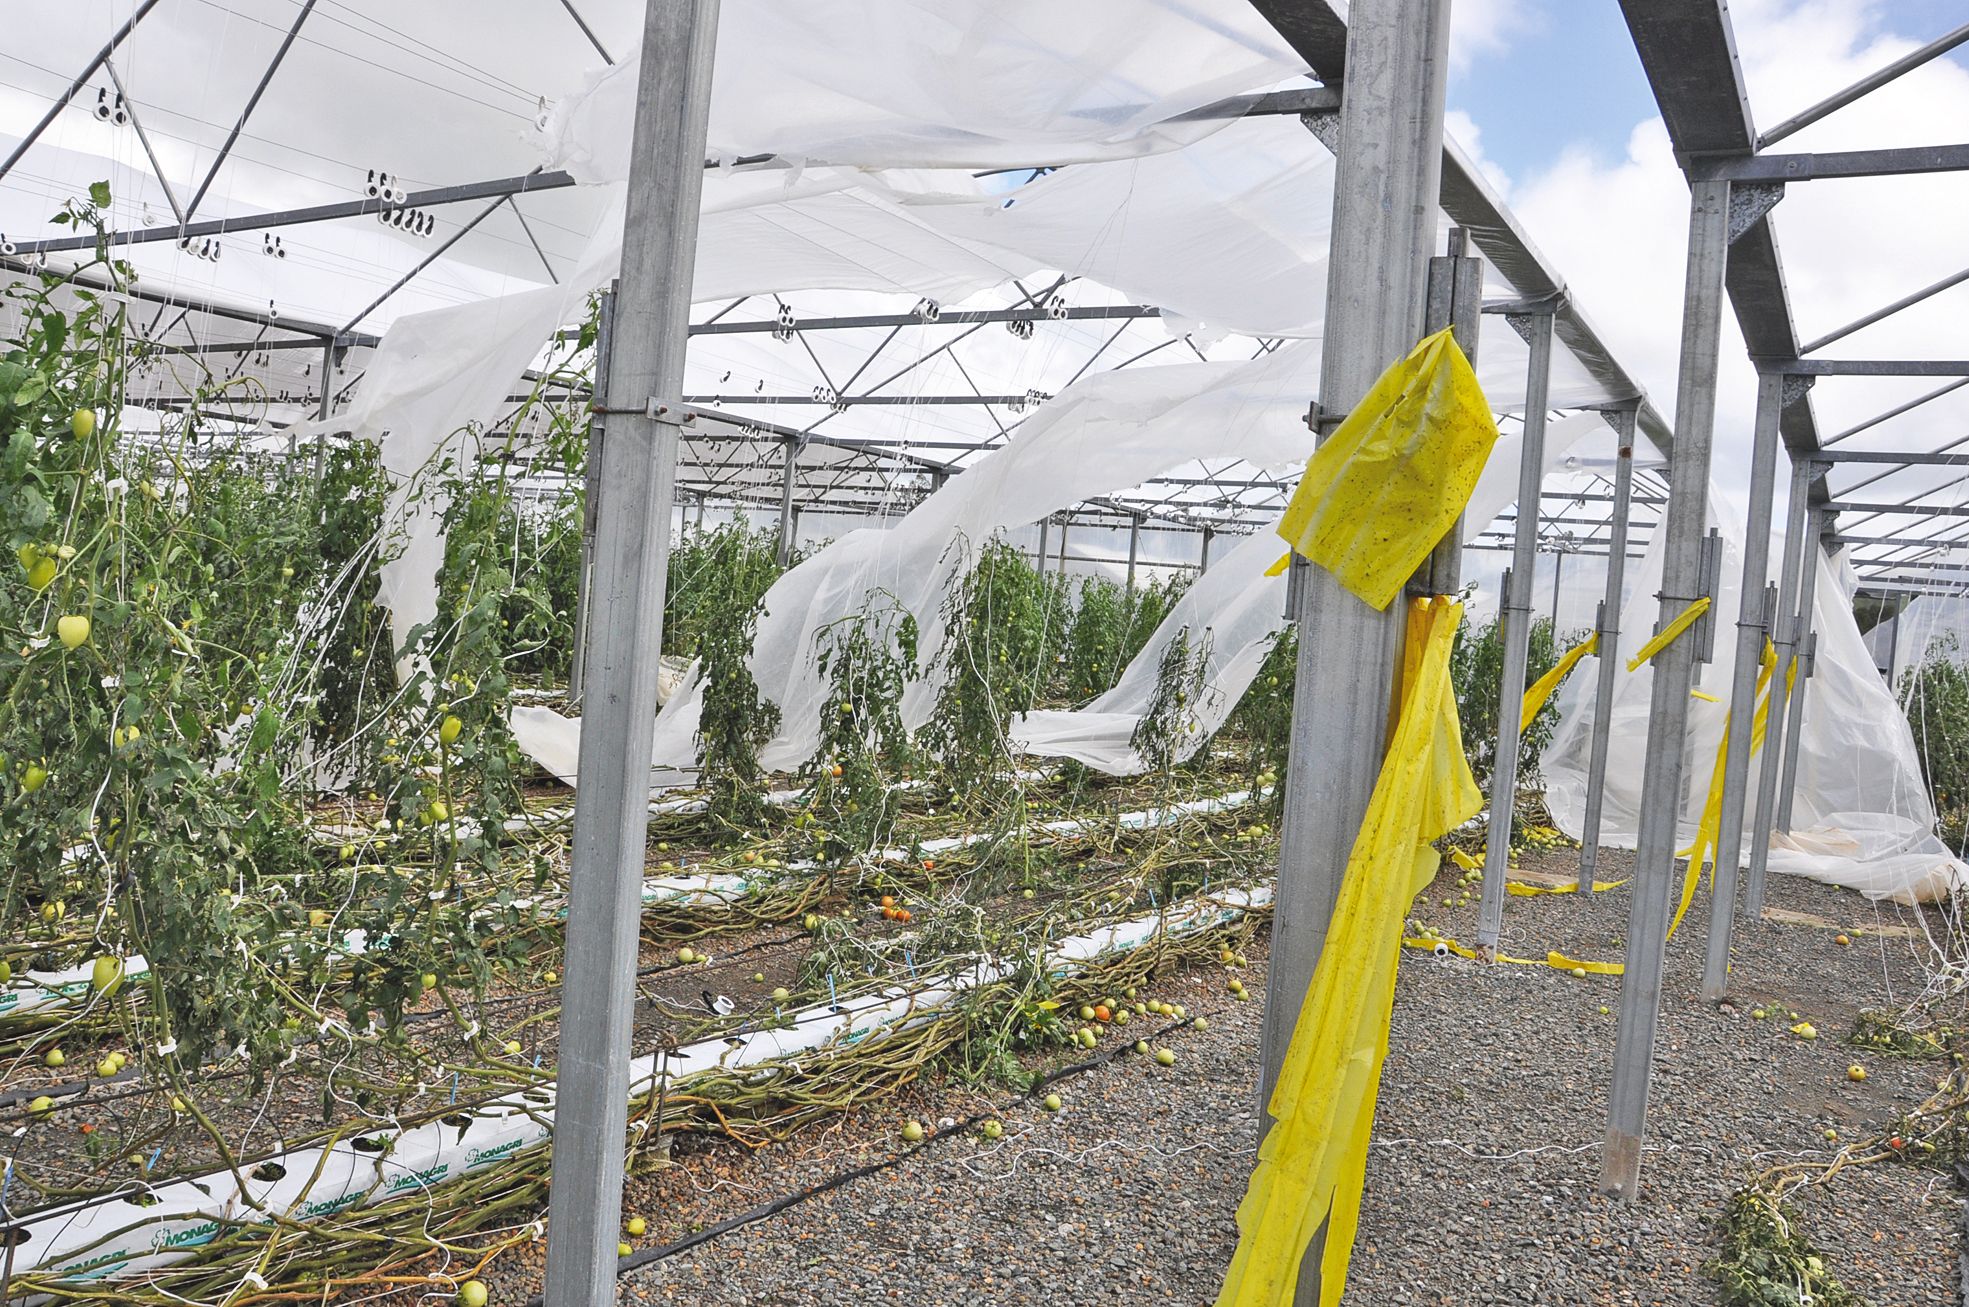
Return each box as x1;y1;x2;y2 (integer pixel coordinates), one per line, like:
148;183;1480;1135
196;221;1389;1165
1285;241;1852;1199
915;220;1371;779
1275;330;1500;611
1667;642;1782;940
1625;597;1712;672
1400;935;1623;975
1505;878;1627;897
1521;632;1599;727
1216;597;1481;1307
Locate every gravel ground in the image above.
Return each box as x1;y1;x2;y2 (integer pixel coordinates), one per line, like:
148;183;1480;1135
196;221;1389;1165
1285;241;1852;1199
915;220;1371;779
460;848;1969;1307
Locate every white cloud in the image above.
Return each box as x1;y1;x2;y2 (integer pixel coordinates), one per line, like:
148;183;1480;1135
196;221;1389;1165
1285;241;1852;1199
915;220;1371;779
1444;108;1512;196
1506;0;1969;530
1448;0;1539;73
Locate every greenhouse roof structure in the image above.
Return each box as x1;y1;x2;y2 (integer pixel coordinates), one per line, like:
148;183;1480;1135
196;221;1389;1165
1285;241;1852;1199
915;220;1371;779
0;0;1686;578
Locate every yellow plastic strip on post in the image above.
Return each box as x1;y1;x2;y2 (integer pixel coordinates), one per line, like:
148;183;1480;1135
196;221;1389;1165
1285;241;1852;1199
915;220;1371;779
1520;632;1599;728
1275;330;1501;611
1217;597;1482;1307
1547;950;1624;975
1624;596;1713;673
1666;641;1780;940
1400;936;1623;975
1505;878;1627;897
1265;551;1292;578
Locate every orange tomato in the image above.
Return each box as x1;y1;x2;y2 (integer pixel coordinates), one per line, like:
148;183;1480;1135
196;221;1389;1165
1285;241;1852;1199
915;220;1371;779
1093;1005;1111;1022
881;895;895;908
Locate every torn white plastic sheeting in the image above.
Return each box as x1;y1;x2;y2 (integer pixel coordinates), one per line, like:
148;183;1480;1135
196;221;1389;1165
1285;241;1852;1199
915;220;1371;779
1012;529;1289;773
11;880;1270;1288
1010;412;1611;775
528;0;1306;182
1540;487;1966;904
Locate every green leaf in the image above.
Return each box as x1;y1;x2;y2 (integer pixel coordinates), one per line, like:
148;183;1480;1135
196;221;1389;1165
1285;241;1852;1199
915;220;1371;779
88;180;112;209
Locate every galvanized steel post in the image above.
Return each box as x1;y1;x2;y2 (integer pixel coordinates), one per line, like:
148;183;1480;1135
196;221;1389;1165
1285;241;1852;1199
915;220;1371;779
1700;371;1784;999
1775;510;1825;834
1260;0;1453;1298
1601;177;1732;1201
1745;455;1814;914
568;284;615;710
1475;309;1555;952
543;1;719;1302
1578;408;1636;890
776;437;797;567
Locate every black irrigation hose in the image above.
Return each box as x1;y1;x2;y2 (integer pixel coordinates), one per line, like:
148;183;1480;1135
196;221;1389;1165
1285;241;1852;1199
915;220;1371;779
521;1013;1212;1306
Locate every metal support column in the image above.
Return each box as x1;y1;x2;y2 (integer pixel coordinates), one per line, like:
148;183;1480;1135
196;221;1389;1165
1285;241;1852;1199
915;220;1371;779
1199;525;1212;572
1700;371;1785;1000
1261;2;1452;1302
1126;515;1141;590
568;284;616;709
1775;512;1824;834
1601;177;1732;1201
543;2;718;1303
1059;517;1071;573
1036;517;1050;574
1414;226;1484;596
1550;550;1565;629
310;339;335;483
1745;457;1814;915
1577;409;1636;891
1475;309;1555;952
776;438;797;568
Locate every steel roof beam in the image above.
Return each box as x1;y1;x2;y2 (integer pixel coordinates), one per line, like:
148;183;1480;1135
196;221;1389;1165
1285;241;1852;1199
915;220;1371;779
1619;0;1844;505
1;255;377;345
556;0;616;64
184;0;319;223
1250;1;1677;459
691;304;1160;333
1828;500;1969;519
0;0;166;186
7;171;580;257
1799;262;1969;355
1824;378;1969;445
1818;447;1969;465
1766;359;1969;377
1691;143;1969;183
1759;21;1969;148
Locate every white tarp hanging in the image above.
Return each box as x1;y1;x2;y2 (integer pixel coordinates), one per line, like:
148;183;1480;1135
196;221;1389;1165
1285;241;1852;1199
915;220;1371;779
1540;494;1964;903
525;331;1618;785
1008;412;1611;773
1009;527;1290;773
643;338;1330;779
529;0;1308;182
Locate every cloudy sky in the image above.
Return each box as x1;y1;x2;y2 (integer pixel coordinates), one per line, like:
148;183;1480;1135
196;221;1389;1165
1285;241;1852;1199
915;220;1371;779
1447;0;1969;513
